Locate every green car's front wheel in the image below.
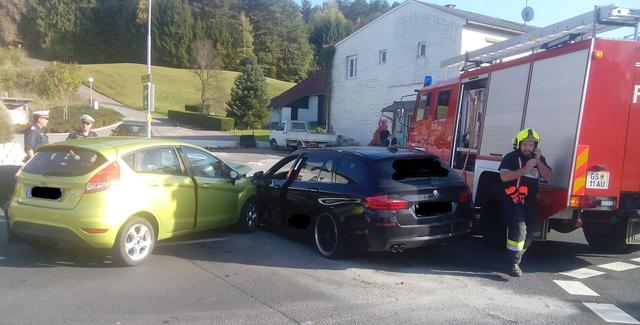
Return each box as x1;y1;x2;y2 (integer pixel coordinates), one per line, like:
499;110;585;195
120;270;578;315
235;198;258;233
114;217;155;266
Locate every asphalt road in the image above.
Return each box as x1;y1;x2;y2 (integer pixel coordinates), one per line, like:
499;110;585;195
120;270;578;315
1;207;638;324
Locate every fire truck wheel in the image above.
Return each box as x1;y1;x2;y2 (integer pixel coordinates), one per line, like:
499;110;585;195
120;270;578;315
582;214;629;253
480;199;507;250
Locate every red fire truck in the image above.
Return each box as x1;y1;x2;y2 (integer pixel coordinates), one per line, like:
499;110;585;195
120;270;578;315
407;5;640;252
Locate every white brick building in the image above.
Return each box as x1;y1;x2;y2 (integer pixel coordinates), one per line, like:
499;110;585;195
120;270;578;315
330;0;533;145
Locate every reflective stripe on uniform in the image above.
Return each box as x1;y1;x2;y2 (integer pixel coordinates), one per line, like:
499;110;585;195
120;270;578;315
507;239;525;251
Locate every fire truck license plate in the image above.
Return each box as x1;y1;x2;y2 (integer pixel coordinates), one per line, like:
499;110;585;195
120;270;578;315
586;171;609;189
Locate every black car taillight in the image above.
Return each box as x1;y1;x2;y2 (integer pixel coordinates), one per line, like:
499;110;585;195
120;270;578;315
458;191;472;205
364;195;410;210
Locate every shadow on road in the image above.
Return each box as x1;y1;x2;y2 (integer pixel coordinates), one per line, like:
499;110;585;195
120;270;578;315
2;220;637;280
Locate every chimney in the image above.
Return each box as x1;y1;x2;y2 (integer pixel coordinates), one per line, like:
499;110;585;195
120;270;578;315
444;4;456;8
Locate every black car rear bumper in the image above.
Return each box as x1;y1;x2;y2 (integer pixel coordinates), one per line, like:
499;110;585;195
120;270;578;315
347;216;473;252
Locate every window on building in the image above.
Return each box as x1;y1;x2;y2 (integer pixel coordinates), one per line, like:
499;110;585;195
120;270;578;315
347;55;357;79
379;50;387;64
418;42;427;58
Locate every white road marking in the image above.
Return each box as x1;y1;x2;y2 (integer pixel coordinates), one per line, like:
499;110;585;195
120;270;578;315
583;303;640;324
156;237;229;247
631;257;640;263
559;267;605;279
597;262;640;272
553;280;599;296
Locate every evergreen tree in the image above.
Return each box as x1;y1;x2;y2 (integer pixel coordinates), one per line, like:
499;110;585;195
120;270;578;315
153;0;193;68
226;56;270;129
309;3;351;69
300;0;313;23
243;0;313;82
24;0;79;60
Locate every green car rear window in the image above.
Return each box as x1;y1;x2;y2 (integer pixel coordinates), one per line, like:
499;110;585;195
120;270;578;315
24;148;108;176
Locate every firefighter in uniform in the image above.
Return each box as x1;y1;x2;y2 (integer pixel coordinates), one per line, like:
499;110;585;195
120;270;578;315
498;129;552;277
23;110;50;162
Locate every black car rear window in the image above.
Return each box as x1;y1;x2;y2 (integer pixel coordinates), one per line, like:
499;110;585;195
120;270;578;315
24;148;108;176
375;157;451;182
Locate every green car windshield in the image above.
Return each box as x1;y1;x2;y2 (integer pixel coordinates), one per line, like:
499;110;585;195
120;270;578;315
24;148;108;177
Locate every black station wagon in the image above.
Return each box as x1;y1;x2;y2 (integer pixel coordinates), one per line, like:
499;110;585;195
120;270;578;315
252;147;473;258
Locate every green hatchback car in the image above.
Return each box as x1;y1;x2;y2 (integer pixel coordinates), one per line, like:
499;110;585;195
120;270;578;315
6;137;258;265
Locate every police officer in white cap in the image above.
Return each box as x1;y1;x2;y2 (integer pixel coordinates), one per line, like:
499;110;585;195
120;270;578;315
67;114;97;140
24;110;49;161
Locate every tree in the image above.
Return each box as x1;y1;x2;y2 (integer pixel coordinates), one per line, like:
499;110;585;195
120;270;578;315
153;0;193;68
0;0;27;46
308;2;351;69
238;11;254;57
243;0;313;82
226;56;270;129
300;0;313;23
191;38;220;114
37;61;81;120
24;0;79;60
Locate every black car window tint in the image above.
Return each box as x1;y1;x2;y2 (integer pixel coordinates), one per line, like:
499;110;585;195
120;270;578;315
376;157;450;181
183;147;227;178
334;158;364;184
270;156;298;179
297;154;327;183
138;147;183;176
316;159;334;183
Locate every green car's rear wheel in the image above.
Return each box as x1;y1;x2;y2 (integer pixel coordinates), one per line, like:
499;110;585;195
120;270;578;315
114;217;155;266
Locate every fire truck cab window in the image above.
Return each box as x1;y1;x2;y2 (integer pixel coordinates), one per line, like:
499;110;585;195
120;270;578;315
435;90;451;120
415;93;431;121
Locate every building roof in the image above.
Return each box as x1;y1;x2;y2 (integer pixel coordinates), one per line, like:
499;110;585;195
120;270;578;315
336;0;535;47
381;100;416;113
417;2;536;34
269;70;326;109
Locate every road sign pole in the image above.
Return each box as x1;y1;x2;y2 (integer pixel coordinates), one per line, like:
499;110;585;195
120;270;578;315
146;0;152;138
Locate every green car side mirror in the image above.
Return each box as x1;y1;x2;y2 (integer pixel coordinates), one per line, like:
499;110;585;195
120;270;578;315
230;170;240;185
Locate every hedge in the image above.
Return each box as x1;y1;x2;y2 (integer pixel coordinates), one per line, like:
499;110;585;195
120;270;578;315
168;110;234;131
22;106;124;134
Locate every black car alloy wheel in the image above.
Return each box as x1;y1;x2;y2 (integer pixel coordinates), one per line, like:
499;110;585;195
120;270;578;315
314;213;346;259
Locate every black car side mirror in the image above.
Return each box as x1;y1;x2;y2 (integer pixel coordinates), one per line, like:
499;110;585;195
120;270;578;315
252;171;266;186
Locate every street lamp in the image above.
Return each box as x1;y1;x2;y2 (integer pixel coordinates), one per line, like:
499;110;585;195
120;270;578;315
88;77;94;108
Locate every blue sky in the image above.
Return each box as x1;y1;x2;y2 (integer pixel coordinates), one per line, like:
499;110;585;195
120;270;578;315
306;0;639;38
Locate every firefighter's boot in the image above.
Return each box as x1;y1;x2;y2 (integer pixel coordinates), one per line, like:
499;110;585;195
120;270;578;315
508;263;523;277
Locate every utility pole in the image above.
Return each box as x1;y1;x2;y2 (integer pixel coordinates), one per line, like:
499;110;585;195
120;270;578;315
146;0;153;138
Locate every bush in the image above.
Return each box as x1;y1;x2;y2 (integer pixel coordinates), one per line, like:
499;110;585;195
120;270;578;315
0;102;13;143
0;47;26;67
1;68;37;93
168;110;234;131
184;104;200;112
43;106;124;133
184;103;212;113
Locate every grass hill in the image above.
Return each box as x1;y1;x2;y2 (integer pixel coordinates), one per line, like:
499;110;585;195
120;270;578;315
80;63;294;116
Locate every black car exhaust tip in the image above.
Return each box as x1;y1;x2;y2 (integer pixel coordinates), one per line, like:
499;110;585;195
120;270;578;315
390;244;406;253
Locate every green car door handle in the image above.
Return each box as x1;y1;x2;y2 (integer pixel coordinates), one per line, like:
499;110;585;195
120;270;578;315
200;183;213;188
